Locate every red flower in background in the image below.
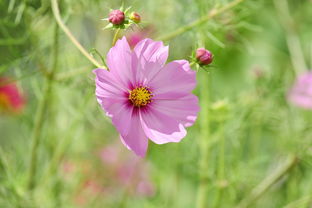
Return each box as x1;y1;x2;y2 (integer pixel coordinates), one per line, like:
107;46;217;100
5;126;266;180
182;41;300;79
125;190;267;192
0;77;25;113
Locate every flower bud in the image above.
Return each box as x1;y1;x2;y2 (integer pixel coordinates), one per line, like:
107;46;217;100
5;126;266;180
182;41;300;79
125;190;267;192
130;12;141;23
108;10;125;25
196;48;213;65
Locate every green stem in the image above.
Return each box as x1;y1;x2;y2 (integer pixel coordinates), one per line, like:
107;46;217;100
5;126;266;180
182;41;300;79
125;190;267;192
214;124;225;208
190;62;196;68
235;155;298;208
157;0;246;41
283;195;312;208
112;28;121;46
196;73;211;208
273;0;307;75
51;0;104;69
218;125;225;180
27;24;59;191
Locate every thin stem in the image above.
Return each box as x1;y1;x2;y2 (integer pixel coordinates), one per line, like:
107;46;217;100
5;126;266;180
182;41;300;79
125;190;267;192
283;195;312;208
157;0;246;41
273;0;307;75
196;73;211;208
51;0;104;69
214;124;226;208
218;126;225;180
27;78;51;191
235;155;298;208
27;25;59;191
112;28;121;46
190;62;196;68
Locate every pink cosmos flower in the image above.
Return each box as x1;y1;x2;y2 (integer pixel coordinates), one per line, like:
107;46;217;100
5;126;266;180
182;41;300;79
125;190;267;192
94;37;199;157
0;77;25;113
288;71;312;109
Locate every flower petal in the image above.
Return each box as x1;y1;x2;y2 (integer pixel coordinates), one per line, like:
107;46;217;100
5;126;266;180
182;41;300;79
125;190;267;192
134;38;168;67
94;68;133;136
120;110;149;157
106;37;137;88
151;94;200;127
140;107;187;144
107;102;134;136
93;68;127;98
149;60;196;99
133;39;168;85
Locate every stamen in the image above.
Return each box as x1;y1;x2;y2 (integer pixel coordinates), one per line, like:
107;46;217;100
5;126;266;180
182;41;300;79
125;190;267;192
129;87;153;107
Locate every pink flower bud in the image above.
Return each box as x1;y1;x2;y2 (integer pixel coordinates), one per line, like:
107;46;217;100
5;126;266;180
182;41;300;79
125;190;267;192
108;10;125;25
196;48;213;65
130;12;141;23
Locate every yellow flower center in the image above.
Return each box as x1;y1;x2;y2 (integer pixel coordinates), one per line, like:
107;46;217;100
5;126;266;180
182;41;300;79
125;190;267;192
129;87;153;107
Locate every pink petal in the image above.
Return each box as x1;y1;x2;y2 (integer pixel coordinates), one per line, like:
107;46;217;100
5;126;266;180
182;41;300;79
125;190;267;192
133;39;168;85
149;60;196;99
140;107;187;144
134;38;168;67
106;37;137;88
151;94;200;127
120;110;149;157
95;90;133;136
93;68;127;98
106;101;134;136
94;68;133;136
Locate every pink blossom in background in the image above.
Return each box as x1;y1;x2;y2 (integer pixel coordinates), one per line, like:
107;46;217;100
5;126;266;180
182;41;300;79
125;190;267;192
99;145;119;165
99;142;155;197
62;142;155;206
0;77;25;113
288;71;312;109
126;26;155;48
94;37;200;157
136;180;155;197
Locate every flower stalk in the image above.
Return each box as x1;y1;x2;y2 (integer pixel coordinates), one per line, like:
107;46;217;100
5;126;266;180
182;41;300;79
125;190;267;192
51;0;104;69
27;24;59;191
112;28;121;46
235;155;298;208
196;73;211;208
273;0;307;75
214;124;226;208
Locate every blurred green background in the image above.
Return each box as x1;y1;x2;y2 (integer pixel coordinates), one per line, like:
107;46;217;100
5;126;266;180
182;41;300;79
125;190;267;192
1;0;312;207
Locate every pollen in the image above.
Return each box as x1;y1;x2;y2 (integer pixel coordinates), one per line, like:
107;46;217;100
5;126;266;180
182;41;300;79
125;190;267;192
129;87;153;107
